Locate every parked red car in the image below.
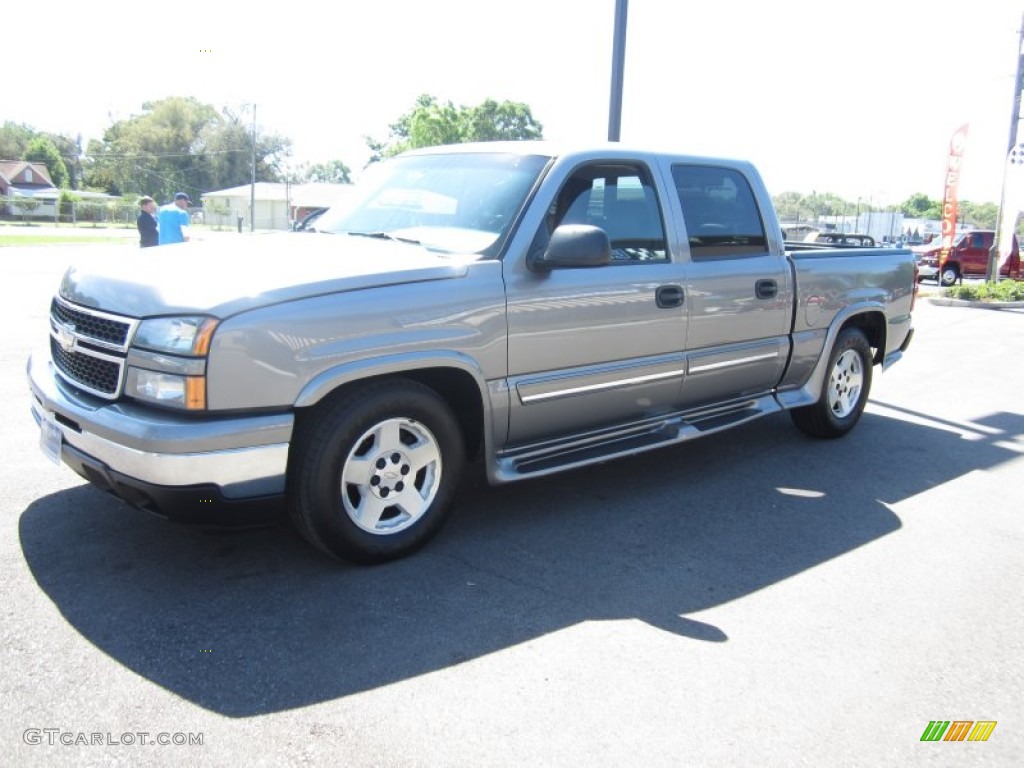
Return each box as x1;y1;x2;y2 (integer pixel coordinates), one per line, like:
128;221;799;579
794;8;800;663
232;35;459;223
916;230;1020;286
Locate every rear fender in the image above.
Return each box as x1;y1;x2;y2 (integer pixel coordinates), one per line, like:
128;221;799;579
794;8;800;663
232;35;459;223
775;305;885;410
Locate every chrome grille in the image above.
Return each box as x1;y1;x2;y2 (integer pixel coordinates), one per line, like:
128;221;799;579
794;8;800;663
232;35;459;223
51;337;122;395
48;297;137;399
50;296;133;351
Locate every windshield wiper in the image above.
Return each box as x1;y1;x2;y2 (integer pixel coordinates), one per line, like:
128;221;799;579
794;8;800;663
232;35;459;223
346;231;422;246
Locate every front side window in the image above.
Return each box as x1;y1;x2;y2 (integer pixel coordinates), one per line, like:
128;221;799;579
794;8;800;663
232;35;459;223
316;152;549;256
673;165;767;258
547;163;668;262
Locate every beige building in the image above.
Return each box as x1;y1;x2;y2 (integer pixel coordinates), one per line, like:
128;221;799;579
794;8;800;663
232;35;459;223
201;182;352;230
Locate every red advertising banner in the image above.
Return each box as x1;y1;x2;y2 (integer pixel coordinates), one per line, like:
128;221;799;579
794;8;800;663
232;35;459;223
939;124;970;274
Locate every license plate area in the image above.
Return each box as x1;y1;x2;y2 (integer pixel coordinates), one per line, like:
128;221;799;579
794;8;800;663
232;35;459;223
40;417;63;466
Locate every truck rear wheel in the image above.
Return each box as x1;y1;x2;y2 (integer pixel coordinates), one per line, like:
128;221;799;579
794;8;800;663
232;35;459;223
288;379;464;564
790;327;872;439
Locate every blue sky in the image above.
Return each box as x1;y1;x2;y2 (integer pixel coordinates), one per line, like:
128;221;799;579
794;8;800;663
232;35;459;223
8;0;1021;205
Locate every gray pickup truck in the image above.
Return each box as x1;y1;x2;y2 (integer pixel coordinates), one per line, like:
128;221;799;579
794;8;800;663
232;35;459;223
28;142;916;563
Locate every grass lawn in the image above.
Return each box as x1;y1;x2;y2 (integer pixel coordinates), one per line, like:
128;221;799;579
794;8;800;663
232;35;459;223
0;234;135;246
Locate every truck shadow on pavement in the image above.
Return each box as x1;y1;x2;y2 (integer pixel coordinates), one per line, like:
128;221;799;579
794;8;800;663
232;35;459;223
19;406;1024;717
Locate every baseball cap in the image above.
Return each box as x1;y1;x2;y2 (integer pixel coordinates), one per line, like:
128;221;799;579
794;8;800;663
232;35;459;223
174;192;191;202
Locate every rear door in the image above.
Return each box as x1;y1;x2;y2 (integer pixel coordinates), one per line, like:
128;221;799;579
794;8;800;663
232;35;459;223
670;164;792;409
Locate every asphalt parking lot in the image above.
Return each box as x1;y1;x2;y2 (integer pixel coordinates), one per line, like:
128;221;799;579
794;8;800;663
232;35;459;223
2;245;1021;767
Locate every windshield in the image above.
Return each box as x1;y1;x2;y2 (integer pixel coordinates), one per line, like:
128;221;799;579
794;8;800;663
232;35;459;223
315;151;550;256
913;233;963;251
931;233;965;249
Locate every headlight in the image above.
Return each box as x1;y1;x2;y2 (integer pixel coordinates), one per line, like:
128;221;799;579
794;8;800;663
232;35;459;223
126;368;206;410
134;316;218;356
128;316;216;409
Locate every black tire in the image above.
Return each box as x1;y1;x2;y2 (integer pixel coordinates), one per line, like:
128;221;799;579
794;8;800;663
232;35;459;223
288;379;465;564
790;327;873;439
939;264;960;287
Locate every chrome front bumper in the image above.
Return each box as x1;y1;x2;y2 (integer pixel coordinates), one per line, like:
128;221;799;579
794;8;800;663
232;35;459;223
27;351;292;502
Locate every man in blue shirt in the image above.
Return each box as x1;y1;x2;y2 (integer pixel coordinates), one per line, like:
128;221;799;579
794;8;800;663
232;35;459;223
157;192;191;245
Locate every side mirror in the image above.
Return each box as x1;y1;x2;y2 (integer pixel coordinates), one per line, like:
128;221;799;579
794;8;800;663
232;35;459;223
530;224;612;271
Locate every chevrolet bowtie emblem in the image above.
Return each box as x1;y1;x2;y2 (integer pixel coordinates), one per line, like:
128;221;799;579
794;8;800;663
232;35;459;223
57;322;77;353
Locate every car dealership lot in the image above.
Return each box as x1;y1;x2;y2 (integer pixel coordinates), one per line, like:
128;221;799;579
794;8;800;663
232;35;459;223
2;245;1022;766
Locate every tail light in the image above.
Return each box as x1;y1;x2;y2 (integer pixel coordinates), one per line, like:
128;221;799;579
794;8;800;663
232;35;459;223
912;263;918;310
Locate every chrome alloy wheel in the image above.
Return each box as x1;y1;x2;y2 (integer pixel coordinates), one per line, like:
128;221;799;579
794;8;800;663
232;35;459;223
827;349;864;419
340;417;442;534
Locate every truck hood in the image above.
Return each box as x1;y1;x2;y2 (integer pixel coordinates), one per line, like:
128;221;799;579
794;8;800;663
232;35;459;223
58;233;473;318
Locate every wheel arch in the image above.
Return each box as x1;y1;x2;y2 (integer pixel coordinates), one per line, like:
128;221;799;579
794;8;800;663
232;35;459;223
776;304;884;411
293;355;492;461
789;323;873;439
838;309;886;365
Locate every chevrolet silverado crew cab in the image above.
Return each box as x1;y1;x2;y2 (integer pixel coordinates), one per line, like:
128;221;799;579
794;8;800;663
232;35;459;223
28;142;916;564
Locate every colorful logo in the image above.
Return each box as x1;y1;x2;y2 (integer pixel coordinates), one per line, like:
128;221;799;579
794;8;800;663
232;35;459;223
920;721;997;742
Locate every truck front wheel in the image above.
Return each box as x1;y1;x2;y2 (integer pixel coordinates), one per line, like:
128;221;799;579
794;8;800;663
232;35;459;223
939;264;960;286
289;380;465;564
790;327;873;439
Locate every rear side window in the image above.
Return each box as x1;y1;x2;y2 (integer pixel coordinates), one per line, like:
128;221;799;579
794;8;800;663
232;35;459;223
672;165;767;258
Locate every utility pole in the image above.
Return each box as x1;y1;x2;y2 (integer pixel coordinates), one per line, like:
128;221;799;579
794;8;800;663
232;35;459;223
250;104;257;233
988;12;1024;281
607;0;628;141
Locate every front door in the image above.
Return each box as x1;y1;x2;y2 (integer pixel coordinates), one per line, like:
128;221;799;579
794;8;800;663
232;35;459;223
504;162;688;446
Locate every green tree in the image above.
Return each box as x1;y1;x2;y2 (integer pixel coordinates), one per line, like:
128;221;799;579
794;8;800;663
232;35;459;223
367;94;544;161
796;191;847;221
24;135;70;189
2;123;82;189
297;159;352;184
59;189;80;222
899;193;940;219
363;136;388;164
772;191;806;221
463;98;543;142
85;98;292;201
15;197;42;222
959;201;998;229
192;108;291;191
46;132;85;190
381;95;463;157
0;121;35;160
86;96;219;197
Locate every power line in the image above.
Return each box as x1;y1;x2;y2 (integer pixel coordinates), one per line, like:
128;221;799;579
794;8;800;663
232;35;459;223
79;149;249;160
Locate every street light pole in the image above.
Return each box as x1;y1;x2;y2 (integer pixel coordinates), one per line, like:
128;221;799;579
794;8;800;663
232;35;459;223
607;0;628;141
250;104;257;233
988;12;1024;281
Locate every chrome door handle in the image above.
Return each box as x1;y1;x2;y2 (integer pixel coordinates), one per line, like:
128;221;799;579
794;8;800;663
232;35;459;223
656;284;685;308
